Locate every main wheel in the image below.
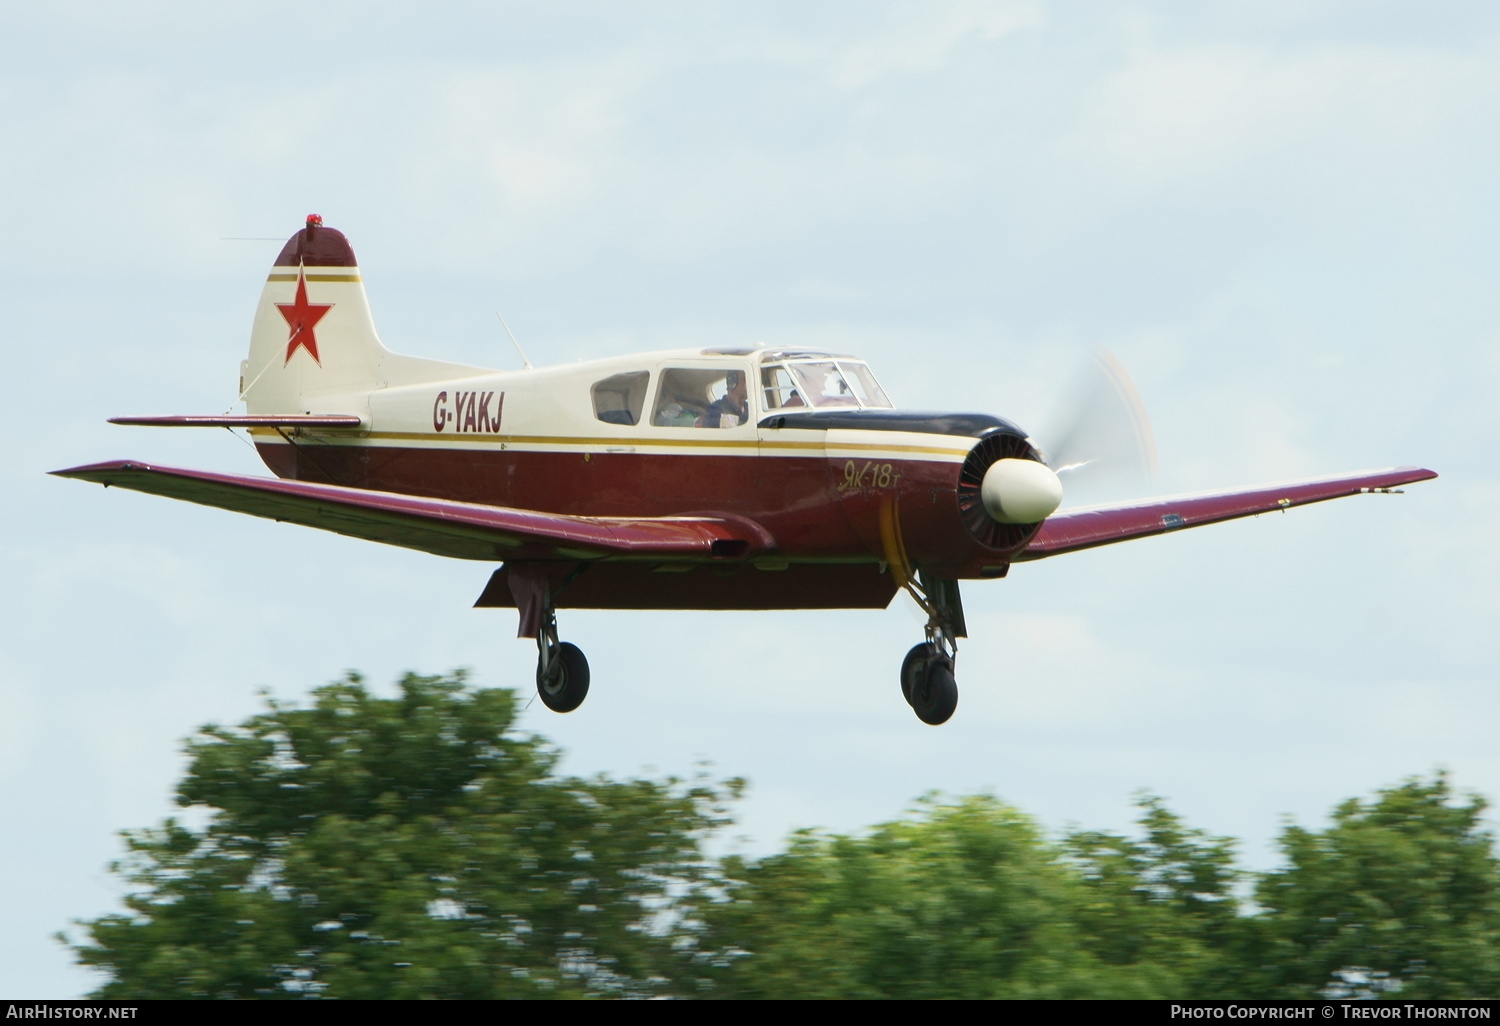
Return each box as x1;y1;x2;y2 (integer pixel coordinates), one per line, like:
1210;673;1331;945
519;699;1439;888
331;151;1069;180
910;660;958;726
537;641;590;712
901;642;940;706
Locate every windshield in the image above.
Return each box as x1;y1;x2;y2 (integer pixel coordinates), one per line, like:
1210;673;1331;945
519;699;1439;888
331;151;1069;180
761;360;892;411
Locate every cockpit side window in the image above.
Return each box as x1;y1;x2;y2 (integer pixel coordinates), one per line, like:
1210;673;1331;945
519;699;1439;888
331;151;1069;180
761;365;805;410
592;371;649;426
653;367;751;428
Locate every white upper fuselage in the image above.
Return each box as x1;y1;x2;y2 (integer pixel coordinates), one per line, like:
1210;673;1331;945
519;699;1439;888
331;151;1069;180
261;345;976;468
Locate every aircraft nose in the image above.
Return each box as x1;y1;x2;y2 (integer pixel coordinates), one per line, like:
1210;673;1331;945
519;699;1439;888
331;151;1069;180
979;458;1063;524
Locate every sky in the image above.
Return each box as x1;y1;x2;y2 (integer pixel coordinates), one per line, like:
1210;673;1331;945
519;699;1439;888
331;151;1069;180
3;1;1499;998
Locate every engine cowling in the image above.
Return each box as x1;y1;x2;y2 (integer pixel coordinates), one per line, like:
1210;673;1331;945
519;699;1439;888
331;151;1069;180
956;430;1060;551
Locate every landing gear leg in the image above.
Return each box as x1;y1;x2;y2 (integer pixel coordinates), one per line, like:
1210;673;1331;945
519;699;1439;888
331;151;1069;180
535;606;590;713
900;573;964;726
506;563;591;713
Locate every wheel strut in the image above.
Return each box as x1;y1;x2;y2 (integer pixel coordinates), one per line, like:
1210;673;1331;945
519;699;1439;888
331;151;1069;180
534;606;590;713
899;572;964;726
506;563;592;713
536;607;561;685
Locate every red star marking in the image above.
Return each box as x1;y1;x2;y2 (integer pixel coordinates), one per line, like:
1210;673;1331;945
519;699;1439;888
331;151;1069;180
276;266;333;365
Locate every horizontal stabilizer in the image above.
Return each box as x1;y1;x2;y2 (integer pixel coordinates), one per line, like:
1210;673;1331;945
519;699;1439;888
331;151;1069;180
109;414;364;429
1018;466;1437;560
50;460;772;563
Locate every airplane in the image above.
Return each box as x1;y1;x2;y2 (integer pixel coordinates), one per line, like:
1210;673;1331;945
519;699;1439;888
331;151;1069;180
53;215;1437;725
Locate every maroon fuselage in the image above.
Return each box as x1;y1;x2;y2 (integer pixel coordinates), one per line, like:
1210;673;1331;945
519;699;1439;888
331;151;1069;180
255;414;1037;580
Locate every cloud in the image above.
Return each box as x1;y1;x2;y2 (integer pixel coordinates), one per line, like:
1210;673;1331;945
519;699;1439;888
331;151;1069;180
8;542;215;630
1061;38;1500;198
826;0;1042;90
0;656;40;786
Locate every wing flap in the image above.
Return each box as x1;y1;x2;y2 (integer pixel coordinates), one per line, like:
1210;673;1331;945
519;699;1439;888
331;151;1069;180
51;460;770;563
1017;466;1437;561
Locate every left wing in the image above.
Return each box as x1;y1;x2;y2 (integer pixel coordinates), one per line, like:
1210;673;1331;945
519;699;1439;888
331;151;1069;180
1017;466;1436;561
50;460;771;562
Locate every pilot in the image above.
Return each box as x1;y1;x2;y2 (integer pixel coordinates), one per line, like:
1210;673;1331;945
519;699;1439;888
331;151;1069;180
700;370;749;428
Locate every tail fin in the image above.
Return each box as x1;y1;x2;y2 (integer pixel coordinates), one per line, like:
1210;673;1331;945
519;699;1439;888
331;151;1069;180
242;215;483;414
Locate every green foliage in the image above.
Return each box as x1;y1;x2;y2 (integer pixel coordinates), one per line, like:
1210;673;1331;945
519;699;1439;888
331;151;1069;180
1062;795;1244;996
691;794;1235;998
65;673;1500;1000
1249;773;1500;999
693;782;1500;1000
66;672;740;999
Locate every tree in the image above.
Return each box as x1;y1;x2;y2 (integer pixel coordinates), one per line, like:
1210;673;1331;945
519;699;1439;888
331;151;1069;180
1247;773;1500;999
1062;795;1246;996
67;678;1500;1000
691;794;1221;999
66;671;739;999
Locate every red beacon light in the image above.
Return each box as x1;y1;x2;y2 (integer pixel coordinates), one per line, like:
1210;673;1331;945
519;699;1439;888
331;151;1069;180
305;214;323;228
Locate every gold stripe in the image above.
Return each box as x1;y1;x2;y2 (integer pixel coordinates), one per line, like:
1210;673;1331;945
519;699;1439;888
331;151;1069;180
265;273;363;283
825;442;966;457
252;428;757;449
249;426;968;458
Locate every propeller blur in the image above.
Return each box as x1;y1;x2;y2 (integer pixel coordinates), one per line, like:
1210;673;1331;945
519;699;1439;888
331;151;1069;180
1035;349;1159;503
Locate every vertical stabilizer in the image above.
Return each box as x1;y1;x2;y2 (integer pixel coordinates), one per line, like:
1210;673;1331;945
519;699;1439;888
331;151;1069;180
242;216;386;414
241;216;487;416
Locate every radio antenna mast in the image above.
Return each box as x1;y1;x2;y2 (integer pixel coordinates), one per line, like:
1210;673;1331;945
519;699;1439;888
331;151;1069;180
495;311;533;370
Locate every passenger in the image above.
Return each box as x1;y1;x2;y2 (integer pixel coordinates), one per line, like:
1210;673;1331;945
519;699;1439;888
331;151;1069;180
700;370;749;428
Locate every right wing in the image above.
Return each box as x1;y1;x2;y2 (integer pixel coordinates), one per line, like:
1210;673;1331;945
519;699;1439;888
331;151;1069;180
51;460;772;562
1017;466;1436;561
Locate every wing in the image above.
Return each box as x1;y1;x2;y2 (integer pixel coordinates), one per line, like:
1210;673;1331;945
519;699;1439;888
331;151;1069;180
50;460;772;562
1017;466;1437;561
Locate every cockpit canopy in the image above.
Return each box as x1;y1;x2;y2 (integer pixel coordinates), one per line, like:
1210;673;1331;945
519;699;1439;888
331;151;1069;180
759;357;892;411
588;349;895;429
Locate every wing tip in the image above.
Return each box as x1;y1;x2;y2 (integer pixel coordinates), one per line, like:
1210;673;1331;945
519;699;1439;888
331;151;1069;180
49;459;150;480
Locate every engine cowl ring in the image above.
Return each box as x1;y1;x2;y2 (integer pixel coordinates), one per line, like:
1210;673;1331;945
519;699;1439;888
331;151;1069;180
957;429;1049;551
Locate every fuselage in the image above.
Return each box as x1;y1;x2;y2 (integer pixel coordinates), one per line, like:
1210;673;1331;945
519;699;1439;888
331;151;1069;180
250;346;1040;578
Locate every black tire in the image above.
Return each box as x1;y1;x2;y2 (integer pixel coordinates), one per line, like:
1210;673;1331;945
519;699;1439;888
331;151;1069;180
901;642;939;706
537;641;590;713
911;660;958;726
